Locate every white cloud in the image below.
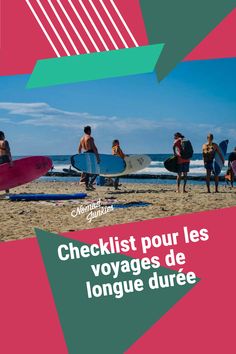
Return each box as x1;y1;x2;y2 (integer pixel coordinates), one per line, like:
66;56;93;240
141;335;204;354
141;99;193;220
0;101;181;132
1;102;235;154
0;117;11;123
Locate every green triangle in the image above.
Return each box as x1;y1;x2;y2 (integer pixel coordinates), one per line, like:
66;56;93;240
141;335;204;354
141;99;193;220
36;229;199;354
140;0;235;80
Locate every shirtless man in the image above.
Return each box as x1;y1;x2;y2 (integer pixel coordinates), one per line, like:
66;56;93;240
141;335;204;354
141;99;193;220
78;126;100;191
0;131;12;193
202;133;224;193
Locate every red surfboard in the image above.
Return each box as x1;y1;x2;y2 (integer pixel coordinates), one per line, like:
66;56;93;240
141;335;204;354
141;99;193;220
0;156;53;191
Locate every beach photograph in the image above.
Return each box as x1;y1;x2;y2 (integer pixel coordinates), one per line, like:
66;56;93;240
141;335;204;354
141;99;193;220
0;58;236;241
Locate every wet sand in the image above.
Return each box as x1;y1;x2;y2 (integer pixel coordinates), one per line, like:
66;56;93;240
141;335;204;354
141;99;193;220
0;181;235;241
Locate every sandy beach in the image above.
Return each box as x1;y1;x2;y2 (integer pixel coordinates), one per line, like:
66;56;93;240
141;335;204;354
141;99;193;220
0;181;235;242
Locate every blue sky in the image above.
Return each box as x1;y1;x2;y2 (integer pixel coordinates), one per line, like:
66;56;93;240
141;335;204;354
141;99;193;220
0;58;235;155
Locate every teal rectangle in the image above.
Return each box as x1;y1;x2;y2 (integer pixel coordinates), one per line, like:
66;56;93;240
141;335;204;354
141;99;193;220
27;44;164;88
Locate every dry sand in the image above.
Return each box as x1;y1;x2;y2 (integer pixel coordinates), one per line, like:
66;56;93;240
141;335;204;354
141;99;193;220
0;181;235;242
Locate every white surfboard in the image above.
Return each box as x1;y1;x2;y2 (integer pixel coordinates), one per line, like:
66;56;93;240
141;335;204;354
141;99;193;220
100;155;151;177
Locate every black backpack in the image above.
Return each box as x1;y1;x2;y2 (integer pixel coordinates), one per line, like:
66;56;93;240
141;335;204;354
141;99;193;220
180;139;194;159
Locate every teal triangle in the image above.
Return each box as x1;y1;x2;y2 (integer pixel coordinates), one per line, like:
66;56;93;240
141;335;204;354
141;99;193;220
140;0;235;80
36;229;199;354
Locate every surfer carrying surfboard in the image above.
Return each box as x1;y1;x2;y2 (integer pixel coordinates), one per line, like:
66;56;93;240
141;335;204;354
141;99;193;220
112;140;126;190
0;131;12;194
173;133;193;193
78;126;100;191
202;134;224;193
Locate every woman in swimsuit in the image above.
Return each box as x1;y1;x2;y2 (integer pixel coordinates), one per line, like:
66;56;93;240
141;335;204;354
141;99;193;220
202;133;224;193
112;139;125;190
0;131;12;193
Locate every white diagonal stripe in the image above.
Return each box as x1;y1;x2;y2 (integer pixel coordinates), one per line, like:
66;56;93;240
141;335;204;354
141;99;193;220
78;0;109;51
110;0;139;47
57;0;90;53
89;0;118;50
69;0;100;52
48;0;80;55
99;0;128;48
37;0;71;56
25;0;60;57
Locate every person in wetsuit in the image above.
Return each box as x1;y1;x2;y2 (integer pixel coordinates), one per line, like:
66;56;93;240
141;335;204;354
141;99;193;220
0;131;12;194
78;126;100;191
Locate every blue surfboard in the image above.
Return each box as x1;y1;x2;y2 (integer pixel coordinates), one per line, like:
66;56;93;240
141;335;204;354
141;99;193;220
9;193;87;201
71;154;126;175
213;140;228;176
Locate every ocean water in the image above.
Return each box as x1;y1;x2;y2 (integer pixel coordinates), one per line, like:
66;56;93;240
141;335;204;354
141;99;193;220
49;153;229;177
14;154;229;185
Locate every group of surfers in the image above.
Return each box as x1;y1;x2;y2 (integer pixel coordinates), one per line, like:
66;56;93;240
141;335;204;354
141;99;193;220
78;127;236;193
1;128;236;194
173;132;236;193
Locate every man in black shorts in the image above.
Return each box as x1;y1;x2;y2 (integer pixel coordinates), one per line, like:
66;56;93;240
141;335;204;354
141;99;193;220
78;126;100;191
